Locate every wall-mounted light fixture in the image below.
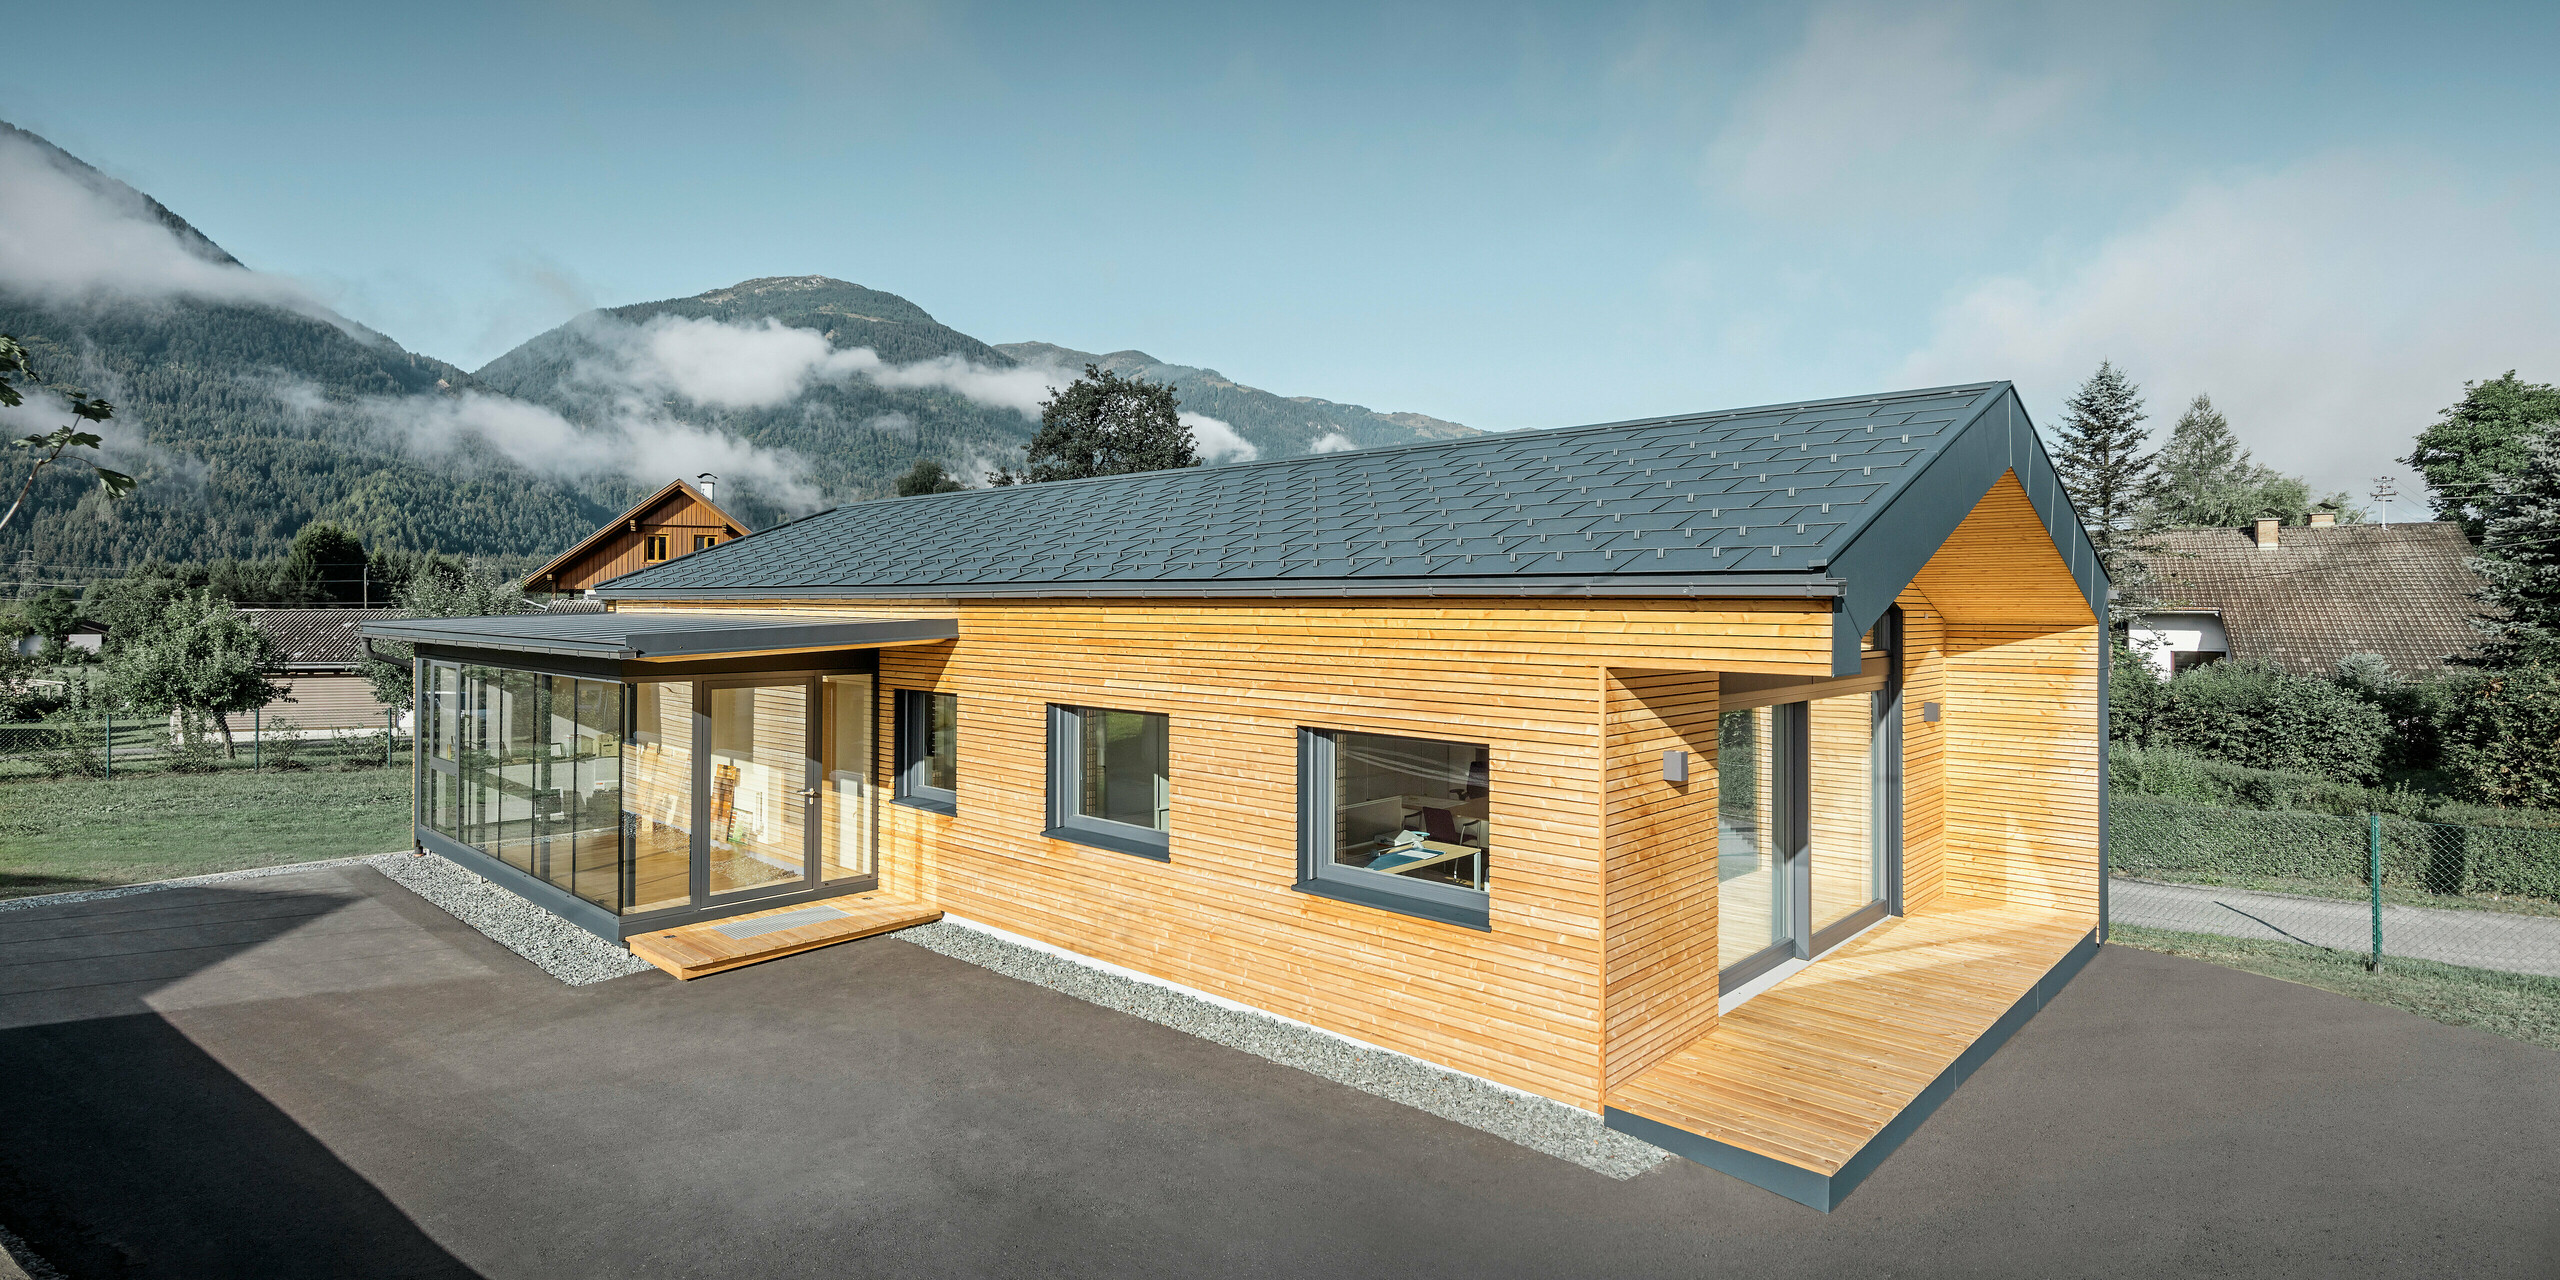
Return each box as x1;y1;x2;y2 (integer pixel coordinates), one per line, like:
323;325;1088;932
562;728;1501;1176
1663;749;1690;783
1922;702;1942;723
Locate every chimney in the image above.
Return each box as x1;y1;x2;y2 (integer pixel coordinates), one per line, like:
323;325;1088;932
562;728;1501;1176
2254;517;2281;548
2309;511;2337;527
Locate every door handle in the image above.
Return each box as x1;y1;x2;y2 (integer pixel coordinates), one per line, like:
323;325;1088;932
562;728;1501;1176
800;786;819;802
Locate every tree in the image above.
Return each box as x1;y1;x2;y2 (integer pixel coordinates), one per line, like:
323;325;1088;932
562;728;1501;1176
0;335;138;535
360;561;533;712
2051;361;2162;613
2465;425;2560;670
104;590;287;757
1016;365;1199;484
274;521;371;604
2152;396;2364;528
894;460;967;496
19;585;82;647
2404;371;2560;540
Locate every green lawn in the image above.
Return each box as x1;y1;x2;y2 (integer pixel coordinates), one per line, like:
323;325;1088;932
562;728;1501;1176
0;764;416;899
2109;923;2560;1051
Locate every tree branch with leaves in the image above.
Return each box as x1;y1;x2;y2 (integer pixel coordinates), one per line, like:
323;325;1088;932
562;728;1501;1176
0;335;138;536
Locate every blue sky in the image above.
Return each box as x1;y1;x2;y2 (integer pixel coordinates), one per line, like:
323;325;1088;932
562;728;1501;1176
8;0;2558;498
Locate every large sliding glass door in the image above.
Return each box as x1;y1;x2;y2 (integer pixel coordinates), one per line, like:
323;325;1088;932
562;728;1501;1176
1715;662;1899;998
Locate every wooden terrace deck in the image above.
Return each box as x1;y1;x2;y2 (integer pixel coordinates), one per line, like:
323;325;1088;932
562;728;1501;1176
1604;897;2098;1210
627;890;943;980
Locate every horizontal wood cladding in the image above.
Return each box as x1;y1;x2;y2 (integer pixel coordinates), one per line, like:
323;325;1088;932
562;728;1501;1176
621;595;1838;1110
1894;591;1950;912
1909;472;2097;627
1601;669;1724;1092
271;674;392;729
1940;622;2102;920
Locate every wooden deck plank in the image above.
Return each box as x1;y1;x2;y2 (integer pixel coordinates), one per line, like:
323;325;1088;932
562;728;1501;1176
1603;898;2089;1176
626;890;942;980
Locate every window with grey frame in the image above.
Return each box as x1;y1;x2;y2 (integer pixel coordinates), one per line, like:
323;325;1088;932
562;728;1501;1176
894;689;957;814
1295;728;1492;931
1044;704;1171;860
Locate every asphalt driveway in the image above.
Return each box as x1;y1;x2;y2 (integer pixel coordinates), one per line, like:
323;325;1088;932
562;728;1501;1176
2;865;2554;1278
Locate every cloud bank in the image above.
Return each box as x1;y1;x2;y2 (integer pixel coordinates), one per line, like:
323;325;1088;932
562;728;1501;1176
1896;152;2560;493
0;129;344;325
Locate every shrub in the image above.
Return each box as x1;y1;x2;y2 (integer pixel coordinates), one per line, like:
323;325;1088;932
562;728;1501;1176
2436;666;2560;810
2108;742;2432;817
2146;658;2389;782
263;717;308;771
165;713;222;774
28;710;105;778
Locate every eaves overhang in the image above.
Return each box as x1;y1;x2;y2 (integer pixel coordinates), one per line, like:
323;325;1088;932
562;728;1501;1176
360;612;959;662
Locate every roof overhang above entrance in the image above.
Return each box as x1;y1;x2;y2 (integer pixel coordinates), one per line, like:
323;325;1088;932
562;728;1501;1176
359;612;958;662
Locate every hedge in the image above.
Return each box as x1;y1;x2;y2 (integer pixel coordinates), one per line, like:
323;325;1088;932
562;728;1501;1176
2110;794;2560;902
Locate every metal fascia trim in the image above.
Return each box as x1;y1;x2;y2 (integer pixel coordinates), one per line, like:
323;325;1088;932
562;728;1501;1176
598;575;1849;603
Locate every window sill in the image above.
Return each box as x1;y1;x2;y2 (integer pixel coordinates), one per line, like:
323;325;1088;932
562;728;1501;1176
1043;822;1170;863
1291;876;1491;932
891;793;957;817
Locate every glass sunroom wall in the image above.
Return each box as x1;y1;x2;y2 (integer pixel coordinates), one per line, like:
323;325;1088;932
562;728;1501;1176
550;678;624;912
1716;707;1786;970
626;681;696;914
420;663;631;914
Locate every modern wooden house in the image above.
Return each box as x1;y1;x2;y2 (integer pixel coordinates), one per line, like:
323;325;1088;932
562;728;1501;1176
365;382;2109;1210
524;478;748;598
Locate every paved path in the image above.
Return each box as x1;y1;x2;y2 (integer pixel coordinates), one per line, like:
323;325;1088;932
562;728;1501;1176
2110;877;2560;976
0;866;2555;1278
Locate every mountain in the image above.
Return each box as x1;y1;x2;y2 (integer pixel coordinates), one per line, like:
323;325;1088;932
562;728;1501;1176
0;124;616;572
0;124;1476;575
476;277;1480;499
993;342;1474;455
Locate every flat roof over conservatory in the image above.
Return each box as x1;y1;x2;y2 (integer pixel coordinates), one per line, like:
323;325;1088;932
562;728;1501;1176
360;612;958;661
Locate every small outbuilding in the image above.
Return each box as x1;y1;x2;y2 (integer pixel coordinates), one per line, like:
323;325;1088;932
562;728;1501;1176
369;381;2109;1210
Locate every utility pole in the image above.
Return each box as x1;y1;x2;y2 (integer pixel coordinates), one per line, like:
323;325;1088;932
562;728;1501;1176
2370;476;2398;529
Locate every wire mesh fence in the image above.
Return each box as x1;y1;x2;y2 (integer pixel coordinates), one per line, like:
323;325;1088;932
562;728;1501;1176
0;712;412;781
2110;795;2560;978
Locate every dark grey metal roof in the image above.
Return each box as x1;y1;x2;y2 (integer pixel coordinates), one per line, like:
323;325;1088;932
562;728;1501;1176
359;612;958;660
595;382;2104;674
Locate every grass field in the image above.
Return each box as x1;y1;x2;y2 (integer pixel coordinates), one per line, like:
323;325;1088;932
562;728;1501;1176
2109;923;2560;1051
0;763;415;899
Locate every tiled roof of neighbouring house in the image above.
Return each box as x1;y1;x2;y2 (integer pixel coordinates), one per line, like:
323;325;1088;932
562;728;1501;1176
598;382;2093;618
240;608;401;669
2134;522;2486;676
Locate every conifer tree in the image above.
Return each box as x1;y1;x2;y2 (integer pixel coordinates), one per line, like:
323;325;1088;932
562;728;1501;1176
2468;426;2560;669
2051;361;2162;594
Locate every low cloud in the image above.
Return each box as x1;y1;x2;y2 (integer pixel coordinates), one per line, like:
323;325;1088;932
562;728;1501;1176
1182;412;1259;464
1895;152;2560;494
1308;432;1358;455
0;381;205;499
0;128;345;326
271;377;825;513
574;312;1066;416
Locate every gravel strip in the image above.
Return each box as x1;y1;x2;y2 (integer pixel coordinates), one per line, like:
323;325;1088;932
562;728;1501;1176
367;852;653;987
893;916;1668;1179
0;853;403;915
0;1222;63;1280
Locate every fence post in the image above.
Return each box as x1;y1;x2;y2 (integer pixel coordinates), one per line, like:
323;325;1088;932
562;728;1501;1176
253;706;261;771
386;707;396;767
102;713;111;781
2369;812;2383;972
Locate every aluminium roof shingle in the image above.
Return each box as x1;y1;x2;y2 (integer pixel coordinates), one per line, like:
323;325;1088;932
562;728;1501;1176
598;383;2022;601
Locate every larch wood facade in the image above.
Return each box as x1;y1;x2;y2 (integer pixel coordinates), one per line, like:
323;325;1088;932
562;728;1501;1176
395;382;2111;1209
607;469;2104;1129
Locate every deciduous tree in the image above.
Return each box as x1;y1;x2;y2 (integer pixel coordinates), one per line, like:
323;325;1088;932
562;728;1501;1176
1015;365;1198;484
2405;371;2560;540
104;591;286;757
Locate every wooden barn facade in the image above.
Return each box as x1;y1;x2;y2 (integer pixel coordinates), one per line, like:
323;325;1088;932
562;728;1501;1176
525;478;748;598
368;382;2108;1210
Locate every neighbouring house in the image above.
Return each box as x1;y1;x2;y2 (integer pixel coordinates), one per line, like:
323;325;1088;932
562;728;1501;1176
364;381;2108;1211
241;608;400;734
524;477;749;599
2127;515;2485;679
10;617;107;657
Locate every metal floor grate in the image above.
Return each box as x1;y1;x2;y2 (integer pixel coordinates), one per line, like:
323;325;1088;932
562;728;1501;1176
712;904;852;940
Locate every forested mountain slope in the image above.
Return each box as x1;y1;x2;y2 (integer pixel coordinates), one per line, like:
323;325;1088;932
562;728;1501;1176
994;341;1474;455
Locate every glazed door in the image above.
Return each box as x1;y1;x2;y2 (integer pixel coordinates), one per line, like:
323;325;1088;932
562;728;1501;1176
700;679;817;902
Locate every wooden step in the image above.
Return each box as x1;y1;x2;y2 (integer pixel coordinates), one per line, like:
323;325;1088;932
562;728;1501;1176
627;891;942;980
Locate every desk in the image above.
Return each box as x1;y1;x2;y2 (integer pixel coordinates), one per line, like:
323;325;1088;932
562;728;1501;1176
1364;839;1480;877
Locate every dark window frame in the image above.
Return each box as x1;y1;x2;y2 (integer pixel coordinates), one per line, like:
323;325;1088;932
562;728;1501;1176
1292;727;1493;932
893;688;958;815
643;534;669;562
1043;703;1171;861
